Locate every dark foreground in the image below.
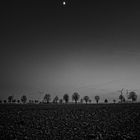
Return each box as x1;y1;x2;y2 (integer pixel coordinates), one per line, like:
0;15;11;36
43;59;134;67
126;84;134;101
0;103;140;140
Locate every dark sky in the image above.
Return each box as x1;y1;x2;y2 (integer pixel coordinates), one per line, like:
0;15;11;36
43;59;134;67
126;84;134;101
1;1;140;101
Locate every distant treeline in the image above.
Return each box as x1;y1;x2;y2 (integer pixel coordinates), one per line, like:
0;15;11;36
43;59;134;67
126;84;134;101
0;89;138;104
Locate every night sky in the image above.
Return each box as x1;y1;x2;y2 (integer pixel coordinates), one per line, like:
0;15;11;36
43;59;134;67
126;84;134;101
1;1;140;102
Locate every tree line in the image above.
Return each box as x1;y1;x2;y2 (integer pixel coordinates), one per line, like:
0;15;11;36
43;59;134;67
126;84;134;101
0;89;138;104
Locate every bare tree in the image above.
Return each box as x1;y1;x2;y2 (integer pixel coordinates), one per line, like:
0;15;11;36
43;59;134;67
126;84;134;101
53;96;59;103
119;88;124;103
95;95;100;104
83;96;90;104
119;94;125;103
63;94;69;103
72;92;80;103
21;95;27;104
43;94;51;103
8;95;14;103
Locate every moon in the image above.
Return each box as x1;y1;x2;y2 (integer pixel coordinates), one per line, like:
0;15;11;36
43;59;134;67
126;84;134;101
63;1;66;6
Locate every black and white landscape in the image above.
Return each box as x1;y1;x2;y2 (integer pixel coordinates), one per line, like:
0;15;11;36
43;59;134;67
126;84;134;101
1;1;140;139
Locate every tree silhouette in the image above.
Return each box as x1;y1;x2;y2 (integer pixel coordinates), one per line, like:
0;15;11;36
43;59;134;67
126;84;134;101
104;99;108;103
80;98;83;104
43;94;51;103
118;88;125;103
53;96;59;103
35;100;39;104
72;92;80;103
128;91;137;102
113;99;116;104
89;99;92;103
119;94;125;103
95;95;100;104
63;94;69;103
21;95;27;104
59;99;63;104
4;100;7;104
17;100;20;104
8;95;14;103
122;97;125;102
12;99;16;103
83;96;89;104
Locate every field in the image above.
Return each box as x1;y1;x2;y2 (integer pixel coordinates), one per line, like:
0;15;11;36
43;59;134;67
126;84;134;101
0;103;140;140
